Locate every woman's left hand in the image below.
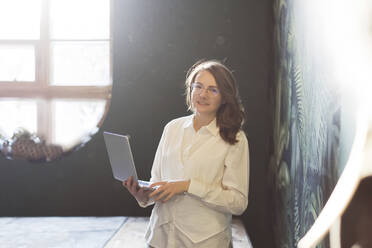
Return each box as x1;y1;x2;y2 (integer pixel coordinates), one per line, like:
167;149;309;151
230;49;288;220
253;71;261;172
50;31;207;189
149;180;191;203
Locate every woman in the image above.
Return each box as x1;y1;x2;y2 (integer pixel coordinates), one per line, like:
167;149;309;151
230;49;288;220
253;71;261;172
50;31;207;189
124;59;249;248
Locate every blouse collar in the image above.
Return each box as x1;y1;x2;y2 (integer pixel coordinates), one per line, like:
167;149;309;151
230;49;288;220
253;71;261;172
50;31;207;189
183;114;219;136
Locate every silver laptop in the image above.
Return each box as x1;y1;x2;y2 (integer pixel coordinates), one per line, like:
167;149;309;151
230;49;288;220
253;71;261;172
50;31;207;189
103;131;154;189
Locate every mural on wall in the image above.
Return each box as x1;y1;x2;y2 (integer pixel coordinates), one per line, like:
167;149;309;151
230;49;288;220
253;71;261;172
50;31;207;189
270;0;357;247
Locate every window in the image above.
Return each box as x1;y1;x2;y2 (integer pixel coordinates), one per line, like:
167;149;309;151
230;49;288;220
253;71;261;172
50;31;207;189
0;0;112;158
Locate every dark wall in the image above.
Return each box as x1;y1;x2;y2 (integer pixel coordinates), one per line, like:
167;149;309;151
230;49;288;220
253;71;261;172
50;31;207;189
0;1;274;247
341;176;372;248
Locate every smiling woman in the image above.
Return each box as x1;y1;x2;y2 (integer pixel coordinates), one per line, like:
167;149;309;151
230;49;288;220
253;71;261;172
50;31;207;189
0;0;112;162
123;60;249;248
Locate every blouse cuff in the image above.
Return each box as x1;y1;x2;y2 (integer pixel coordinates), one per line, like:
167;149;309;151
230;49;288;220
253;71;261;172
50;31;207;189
137;199;148;208
137;197;154;208
187;178;208;198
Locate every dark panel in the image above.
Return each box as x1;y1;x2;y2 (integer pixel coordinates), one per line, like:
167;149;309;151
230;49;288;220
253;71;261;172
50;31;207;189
341;176;372;248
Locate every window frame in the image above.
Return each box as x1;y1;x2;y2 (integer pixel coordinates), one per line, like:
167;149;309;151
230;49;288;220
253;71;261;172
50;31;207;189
0;0;113;147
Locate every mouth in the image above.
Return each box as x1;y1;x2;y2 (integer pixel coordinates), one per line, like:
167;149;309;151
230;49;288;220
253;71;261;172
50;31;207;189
197;101;209;106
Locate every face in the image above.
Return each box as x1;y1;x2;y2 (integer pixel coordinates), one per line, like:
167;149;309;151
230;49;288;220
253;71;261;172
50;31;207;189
191;70;222;117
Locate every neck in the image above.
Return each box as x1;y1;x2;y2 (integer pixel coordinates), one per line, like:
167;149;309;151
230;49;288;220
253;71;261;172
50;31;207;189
193;112;216;131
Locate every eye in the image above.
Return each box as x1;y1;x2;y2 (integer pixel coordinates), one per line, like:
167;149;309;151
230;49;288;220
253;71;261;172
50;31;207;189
193;83;203;90
210;88;219;95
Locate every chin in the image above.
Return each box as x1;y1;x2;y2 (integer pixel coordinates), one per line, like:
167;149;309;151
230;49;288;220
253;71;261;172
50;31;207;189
192;103;218;116
195;109;217;117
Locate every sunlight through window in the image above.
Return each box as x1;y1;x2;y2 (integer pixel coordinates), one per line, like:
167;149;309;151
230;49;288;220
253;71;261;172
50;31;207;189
0;45;35;81
0;0;112;160
0;0;41;40
0;99;37;139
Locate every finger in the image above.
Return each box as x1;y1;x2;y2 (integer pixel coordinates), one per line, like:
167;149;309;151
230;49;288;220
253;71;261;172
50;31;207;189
128;180;137;192
149;181;166;188
137;187;144;195
149;186;165;198
148;189;158;198
130;180;138;192
143;187;153;192
154;190;170;202
163;192;174;203
143;189;153;196
123;182;131;191
127;177;133;186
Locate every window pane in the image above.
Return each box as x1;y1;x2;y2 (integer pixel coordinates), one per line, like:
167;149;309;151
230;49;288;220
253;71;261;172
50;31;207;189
51;41;110;86
0;45;35;82
0;99;37;139
53;99;106;149
50;0;110;39
0;0;41;40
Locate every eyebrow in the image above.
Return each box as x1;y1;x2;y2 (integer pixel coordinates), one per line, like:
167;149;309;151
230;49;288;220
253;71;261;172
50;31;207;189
194;82;219;88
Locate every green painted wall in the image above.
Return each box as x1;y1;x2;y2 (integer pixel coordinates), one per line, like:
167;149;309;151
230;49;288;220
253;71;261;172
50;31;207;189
271;0;357;247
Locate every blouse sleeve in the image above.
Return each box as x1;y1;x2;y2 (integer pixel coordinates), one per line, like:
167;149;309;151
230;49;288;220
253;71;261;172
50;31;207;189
187;131;249;215
137;124;168;208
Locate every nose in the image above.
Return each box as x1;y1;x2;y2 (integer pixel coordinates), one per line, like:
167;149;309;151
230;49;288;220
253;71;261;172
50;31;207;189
199;88;209;97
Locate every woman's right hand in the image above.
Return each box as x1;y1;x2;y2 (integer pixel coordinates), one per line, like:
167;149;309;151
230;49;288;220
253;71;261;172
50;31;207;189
122;176;150;203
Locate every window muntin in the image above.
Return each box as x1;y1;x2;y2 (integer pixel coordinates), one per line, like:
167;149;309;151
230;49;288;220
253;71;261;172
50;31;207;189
0;0;112;160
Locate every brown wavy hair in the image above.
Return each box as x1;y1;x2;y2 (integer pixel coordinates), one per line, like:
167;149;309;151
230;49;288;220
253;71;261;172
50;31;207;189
185;59;245;145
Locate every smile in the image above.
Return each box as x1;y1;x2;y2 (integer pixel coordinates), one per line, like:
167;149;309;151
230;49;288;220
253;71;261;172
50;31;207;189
197;101;209;106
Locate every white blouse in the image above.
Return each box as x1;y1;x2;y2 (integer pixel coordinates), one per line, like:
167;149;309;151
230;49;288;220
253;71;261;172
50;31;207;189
139;115;249;248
